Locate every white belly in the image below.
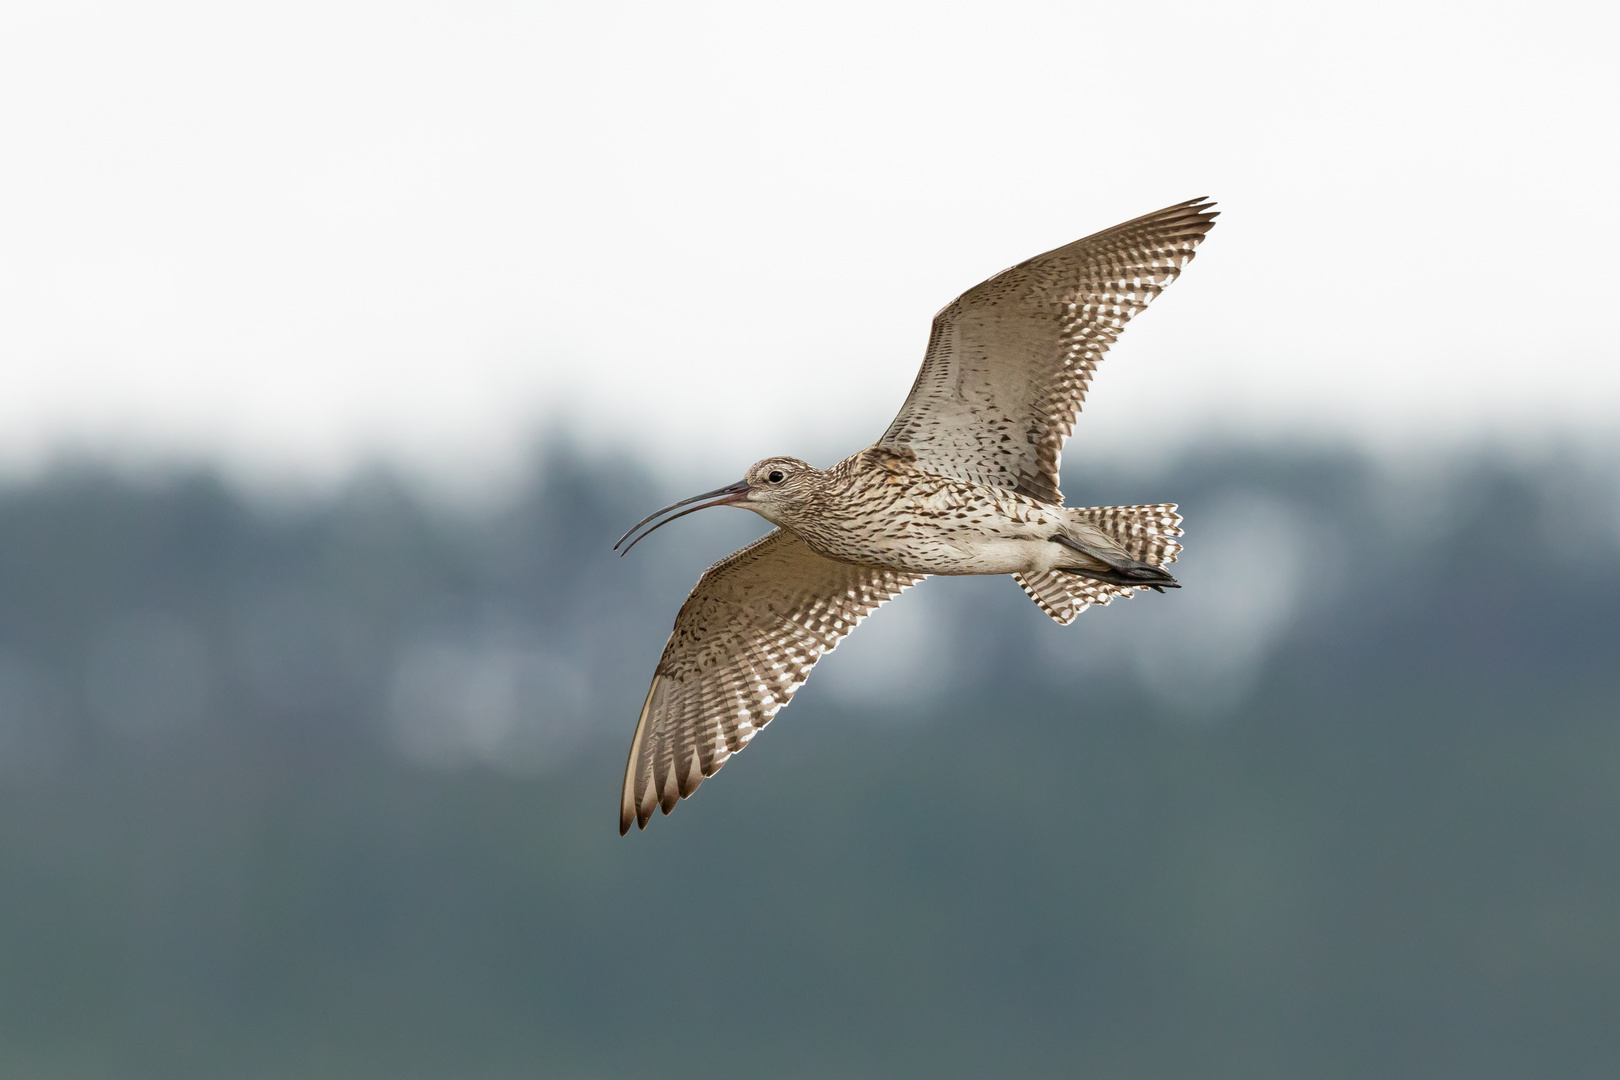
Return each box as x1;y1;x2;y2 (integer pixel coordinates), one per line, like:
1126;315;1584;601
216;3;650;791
806;519;1071;577
907;534;1060;575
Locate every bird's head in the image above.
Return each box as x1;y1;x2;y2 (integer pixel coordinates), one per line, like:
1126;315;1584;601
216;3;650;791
614;456;823;555
738;456;821;524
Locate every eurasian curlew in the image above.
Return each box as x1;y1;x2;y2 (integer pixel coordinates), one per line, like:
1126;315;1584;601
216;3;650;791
615;197;1218;833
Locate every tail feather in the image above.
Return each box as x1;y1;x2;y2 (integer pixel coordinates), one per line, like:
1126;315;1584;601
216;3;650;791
1013;570;1134;625
1015;503;1184;626
1072;502;1183;566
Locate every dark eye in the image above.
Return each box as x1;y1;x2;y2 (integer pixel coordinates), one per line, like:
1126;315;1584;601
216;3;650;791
767;470;785;484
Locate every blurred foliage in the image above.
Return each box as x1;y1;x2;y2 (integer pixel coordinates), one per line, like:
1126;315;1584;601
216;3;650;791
0;443;1616;1079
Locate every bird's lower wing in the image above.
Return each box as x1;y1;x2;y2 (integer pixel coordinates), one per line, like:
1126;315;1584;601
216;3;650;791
877;198;1217;503
621;529;924;833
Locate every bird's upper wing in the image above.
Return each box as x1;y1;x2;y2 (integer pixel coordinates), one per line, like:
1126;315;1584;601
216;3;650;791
876;198;1217;504
621;528;924;833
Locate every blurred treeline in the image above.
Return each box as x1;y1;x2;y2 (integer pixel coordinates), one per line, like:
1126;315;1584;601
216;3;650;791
0;441;1616;1079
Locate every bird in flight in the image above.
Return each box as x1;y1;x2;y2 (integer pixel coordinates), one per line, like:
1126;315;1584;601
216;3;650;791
615;198;1218;833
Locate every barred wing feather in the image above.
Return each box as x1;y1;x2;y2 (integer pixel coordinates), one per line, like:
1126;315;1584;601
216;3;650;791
878;198;1217;503
621;529;924;833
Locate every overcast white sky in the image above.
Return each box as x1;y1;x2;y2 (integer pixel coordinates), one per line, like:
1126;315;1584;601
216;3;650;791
1;0;1615;491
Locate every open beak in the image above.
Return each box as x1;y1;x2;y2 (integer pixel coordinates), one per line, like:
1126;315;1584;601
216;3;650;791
614;480;752;555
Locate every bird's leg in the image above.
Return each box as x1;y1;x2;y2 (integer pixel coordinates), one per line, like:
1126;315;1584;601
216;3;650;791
1049;533;1180;592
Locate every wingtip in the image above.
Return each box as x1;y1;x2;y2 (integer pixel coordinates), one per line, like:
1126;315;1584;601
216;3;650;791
620;674;661;836
1171;196;1219;221
1087;197;1218;246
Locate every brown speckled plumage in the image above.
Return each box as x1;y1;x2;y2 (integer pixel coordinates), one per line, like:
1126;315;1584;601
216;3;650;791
619;198;1216;833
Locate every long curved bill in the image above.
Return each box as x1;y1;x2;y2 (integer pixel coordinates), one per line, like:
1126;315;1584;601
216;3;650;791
614;480;752;556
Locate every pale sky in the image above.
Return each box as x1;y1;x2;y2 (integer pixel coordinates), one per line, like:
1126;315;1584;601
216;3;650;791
1;0;1615;491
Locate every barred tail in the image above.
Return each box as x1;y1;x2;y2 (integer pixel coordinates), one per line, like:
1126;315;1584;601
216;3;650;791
1013;503;1183;626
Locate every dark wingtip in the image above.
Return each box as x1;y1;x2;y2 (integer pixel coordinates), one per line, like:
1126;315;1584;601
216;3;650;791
1173;196;1219;225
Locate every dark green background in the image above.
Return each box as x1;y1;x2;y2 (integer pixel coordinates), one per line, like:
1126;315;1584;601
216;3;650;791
0;444;1615;1078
